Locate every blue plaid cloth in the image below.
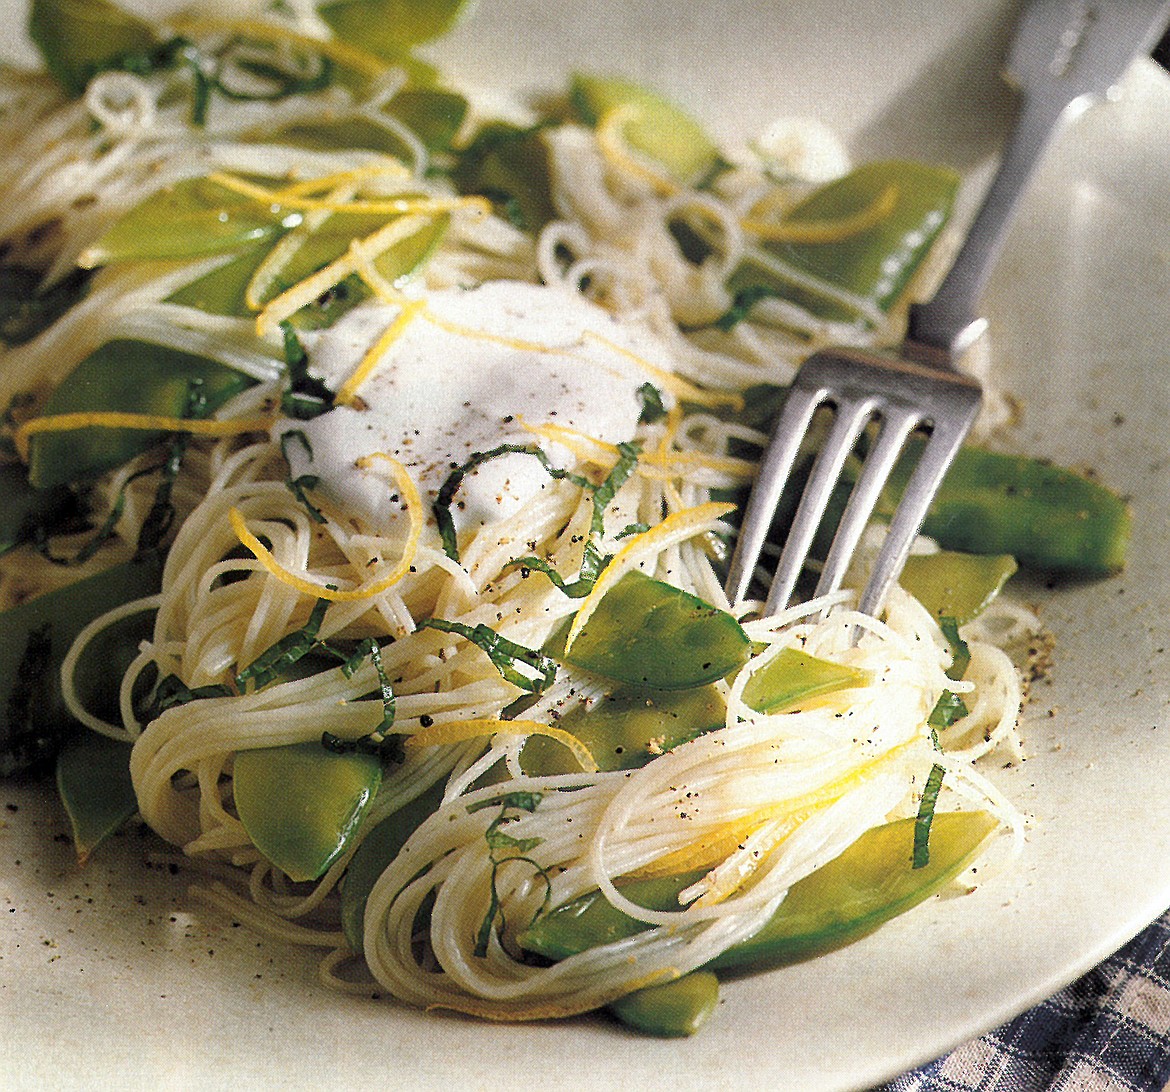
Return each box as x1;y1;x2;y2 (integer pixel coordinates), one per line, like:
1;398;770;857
880;911;1170;1091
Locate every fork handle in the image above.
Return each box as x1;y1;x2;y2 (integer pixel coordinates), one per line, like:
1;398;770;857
905;0;1170;362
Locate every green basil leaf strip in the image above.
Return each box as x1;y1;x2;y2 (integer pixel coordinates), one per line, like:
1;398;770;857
555;571;750;690
80;178;291;267
317;0;473;60
235;598;331;693
29;0;158;96
724;160;959;327
912;763;947;870
26;340;255;489
569;73;721;186
607;971;720;1038
937;617;971;683
519;811;998;972
419;618;557;695
55;733;137;863
233;742;382;883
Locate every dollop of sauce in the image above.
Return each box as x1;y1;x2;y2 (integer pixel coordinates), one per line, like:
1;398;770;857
278;282;676;536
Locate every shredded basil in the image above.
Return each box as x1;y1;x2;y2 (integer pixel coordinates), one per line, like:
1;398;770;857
467;791;543;815
236;597;331;692
280;430;327;524
472;796;550;957
636;382;667;424
279;321;334;420
912;762;946;869
321;637;402;761
419;618;556;694
433;443;592;562
938;616;971;681
713;284;786;332
505;440;640;597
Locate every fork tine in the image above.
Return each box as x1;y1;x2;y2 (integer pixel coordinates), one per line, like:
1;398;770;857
762;395;878;616
724;382;822;607
857;395;980;616
812;403;920;601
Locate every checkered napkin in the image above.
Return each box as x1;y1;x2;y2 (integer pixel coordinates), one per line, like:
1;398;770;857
879;910;1170;1092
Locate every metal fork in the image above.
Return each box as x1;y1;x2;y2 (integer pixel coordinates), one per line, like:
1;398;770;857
725;0;1170;617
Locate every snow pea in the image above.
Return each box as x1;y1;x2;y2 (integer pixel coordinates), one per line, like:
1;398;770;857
885;440;1131;577
900;550;1017;624
81;178;289;268
569;73;722;185
556;572;751;690
233;742;382;883
525;647;867;776
27;339;255;489
340;778;447;952
169;212;449;322
29;0;158;96
56;732;136;863
726;160;960;326
0;554;162;777
317;0;473;63
607;971;720;1038
519;811;997;976
0;462;77;556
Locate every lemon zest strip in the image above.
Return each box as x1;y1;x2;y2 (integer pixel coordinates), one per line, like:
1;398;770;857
517;417;622;468
334;299;426;407
741;184;899;244
563;500;735;653
254;213;430;335
403;717;599;773
14;412;273;462
228;476;422;603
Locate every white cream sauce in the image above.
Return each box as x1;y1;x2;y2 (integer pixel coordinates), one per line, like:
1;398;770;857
277;281;675;537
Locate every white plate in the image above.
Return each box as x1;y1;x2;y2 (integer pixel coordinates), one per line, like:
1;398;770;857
4;2;1170;1088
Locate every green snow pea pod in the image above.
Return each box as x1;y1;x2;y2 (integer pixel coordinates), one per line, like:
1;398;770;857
29;0;158;96
168;213;449;322
607;971;720;1037
340;778;447;952
26;340;256;489
56;732;137;864
0;554;162;778
451;122;557;233
725;160;960;326
569;73;722;185
233;742;382;883
900;550;1018;624
883;440;1130;577
0;462;78;556
520;811;997;975
79;178;289;268
318;0;473;61
555;572;750;690
523;647;867;776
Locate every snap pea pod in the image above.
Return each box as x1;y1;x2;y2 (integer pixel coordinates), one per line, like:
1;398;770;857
56;732;136;864
524;647;867;776
555;572;751;690
900;550;1018;624
607;971;720;1038
725;160;960;326
569;73;722;185
29;0;158;96
340;778;447;952
317;0;473;63
885;440;1130;577
519;811;997;976
0;554;162;777
0;462;78;556
451;122;558;233
26;340;256;489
